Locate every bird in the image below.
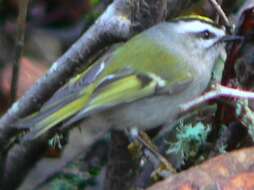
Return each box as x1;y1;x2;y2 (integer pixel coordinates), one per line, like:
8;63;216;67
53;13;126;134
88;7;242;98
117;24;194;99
15;15;230;141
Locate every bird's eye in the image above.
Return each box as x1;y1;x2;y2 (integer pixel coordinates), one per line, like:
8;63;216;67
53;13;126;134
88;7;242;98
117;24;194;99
199;30;215;39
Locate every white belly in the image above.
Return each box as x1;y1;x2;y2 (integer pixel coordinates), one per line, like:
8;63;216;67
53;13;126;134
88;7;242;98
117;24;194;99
103;96;178;129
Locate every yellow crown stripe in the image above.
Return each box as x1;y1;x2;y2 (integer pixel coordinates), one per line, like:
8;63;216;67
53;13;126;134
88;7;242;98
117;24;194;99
172;15;222;28
175;15;214;23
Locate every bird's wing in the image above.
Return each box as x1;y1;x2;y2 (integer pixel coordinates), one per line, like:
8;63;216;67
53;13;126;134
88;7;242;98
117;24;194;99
17;65;193;141
15;68;159;141
59;71;164;130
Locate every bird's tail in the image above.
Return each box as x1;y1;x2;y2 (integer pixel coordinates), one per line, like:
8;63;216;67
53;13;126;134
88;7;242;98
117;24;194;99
14;86;95;141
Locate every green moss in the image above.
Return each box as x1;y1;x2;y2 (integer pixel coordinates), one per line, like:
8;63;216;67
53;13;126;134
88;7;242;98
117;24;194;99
51;178;77;190
89;166;101;176
49;173;89;190
166;121;211;164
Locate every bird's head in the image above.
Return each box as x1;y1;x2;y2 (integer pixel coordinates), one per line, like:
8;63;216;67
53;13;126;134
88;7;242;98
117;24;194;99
167;15;241;70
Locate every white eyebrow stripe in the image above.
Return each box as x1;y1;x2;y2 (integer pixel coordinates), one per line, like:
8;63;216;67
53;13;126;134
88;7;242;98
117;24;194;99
175;20;225;36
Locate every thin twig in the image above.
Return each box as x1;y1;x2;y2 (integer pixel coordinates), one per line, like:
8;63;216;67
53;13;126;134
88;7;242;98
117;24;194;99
180;84;254;113
137;131;176;174
215;0;222;23
10;0;29;103
208;0;231;28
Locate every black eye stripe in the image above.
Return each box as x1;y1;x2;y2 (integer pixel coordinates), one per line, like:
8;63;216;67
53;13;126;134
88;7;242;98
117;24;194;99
198;30;216;39
189;30;216;39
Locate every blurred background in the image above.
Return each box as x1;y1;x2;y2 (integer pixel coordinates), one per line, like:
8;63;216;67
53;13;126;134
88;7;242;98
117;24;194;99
0;1;252;189
0;0;111;113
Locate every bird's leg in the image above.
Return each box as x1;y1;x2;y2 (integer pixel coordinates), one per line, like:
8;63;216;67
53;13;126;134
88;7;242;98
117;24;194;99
127;129;176;179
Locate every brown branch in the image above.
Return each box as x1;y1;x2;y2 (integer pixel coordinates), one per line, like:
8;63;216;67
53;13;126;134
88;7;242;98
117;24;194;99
10;0;29;103
147;147;254;190
137;131;176;174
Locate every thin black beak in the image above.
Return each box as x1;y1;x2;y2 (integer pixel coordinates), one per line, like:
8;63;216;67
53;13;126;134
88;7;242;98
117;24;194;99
219;35;244;43
210;35;244;48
